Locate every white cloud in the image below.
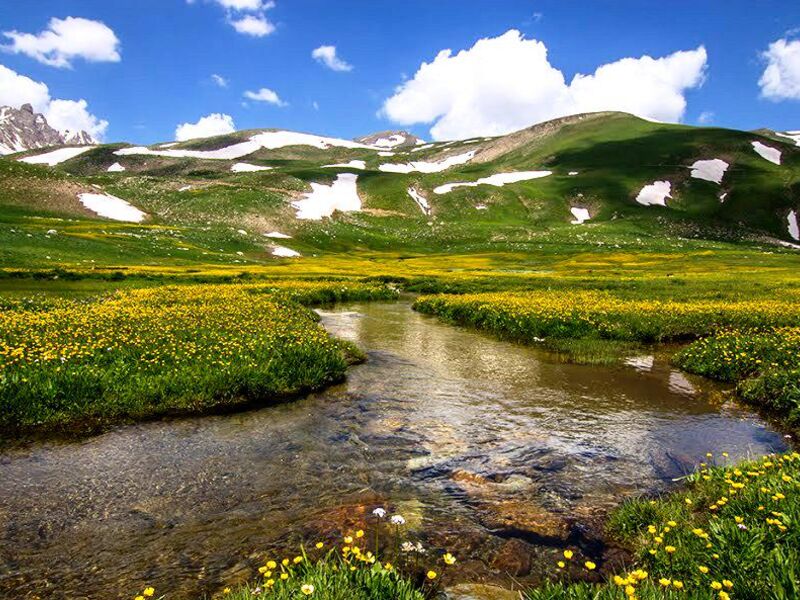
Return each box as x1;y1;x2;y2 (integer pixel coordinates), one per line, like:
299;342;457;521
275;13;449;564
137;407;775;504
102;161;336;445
229;14;275;37
759;37;800;100
0;64;108;140
697;110;715;124
381;30;707;140
45;98;108;139
211;73;228;87
244;87;286;105
312;45;353;72
190;0;276;37
2;17;120;68
216;0;267;9
0;64;50;111
175;113;236;141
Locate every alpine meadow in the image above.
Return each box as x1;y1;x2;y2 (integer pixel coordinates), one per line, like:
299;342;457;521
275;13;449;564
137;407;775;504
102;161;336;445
0;2;799;599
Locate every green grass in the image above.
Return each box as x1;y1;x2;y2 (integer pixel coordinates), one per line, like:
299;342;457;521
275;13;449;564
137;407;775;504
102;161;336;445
0;281;396;438
526;451;800;600
220;555;426;600
675;327;800;425
412;290;800;345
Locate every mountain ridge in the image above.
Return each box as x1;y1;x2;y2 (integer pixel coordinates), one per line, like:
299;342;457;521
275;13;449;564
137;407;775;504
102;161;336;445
0;104;97;156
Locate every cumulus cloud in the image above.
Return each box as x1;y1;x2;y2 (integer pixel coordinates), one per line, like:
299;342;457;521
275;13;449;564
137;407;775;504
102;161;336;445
190;0;276;37
0;64;108;139
312;45;353;72
759;37;800;100
229;14;274;37
211;73;228;87
0;64;50;111
175;113;236;141
381;30;707;140
2;17;121;68
45;98;108;139
244;87;286;105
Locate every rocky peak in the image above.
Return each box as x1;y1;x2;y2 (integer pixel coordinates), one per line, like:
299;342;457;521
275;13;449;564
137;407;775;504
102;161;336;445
355;130;424;149
0;104;96;155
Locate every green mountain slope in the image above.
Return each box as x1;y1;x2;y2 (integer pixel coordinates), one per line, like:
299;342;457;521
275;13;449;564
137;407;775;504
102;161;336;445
1;112;798;271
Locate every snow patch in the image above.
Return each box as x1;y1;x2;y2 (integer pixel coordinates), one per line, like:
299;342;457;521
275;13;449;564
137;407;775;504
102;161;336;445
689;159;728;184
378;151;395;157
636;181;671;207
20;146;95;166
570;207;591;225
231;162;272;172
107;162;125;172
752;141;781;165
264;231;291;239
271;246;301;258
568;171;579;176
407;187;431;215
78;193;146;222
777;131;800;146
178;185;192;192
322;160;366;170
434;170;551;194
411;143;434;153
380;151;475;174
788;210;799;241
373;134;406;148
115;131;374;161
292;173;361;220
719;192;728;203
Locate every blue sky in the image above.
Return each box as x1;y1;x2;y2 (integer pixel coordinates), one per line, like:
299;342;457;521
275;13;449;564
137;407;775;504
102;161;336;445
1;0;799;144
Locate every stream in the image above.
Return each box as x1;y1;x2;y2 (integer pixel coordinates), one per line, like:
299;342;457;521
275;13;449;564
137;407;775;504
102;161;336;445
0;301;789;599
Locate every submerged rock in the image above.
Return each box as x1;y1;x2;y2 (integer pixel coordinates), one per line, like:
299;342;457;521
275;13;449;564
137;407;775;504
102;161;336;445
476;499;570;541
491;538;533;576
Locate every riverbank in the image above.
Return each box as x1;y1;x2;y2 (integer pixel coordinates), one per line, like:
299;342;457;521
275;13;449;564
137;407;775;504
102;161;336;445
413;291;800;429
0;281;395;438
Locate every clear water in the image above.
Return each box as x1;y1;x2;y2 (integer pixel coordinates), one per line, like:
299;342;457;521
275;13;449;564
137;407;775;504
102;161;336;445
0;302;787;599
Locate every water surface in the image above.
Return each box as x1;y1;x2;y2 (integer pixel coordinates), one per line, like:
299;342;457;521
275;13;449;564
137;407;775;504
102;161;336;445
0;301;787;598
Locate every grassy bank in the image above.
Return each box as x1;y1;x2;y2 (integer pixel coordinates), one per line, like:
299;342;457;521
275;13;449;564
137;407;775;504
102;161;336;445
526;451;800;599
676;327;800;426
0;281;395;437
413;291;800;344
198;511;454;600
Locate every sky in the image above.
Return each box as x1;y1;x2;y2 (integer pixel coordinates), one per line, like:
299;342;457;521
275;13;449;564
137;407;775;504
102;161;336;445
0;0;799;144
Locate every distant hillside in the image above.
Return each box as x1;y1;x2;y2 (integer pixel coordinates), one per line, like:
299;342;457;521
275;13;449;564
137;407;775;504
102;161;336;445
1;112;798;270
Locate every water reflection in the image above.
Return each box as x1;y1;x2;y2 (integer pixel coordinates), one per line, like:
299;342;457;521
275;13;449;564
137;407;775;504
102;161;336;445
0;302;787;599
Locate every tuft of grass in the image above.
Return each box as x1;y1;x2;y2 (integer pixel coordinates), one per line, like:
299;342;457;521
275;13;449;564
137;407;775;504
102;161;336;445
221;555;425;600
526;451;800;599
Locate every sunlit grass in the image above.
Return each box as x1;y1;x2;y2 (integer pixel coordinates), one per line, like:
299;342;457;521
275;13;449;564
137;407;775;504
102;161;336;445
527;451;800;599
0;281;395;436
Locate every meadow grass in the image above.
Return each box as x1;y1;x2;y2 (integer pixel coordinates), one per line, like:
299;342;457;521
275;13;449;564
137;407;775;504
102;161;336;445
0;281;395;437
218;554;426;600
676;327;800;426
526;451;800;600
412;291;800;344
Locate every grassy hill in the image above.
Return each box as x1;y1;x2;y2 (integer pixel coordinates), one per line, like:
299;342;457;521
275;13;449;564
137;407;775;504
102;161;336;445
1;112;798;272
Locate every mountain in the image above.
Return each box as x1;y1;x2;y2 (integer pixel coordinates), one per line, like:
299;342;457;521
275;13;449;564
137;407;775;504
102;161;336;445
354;130;424;149
0;104;96;156
1;111;799;270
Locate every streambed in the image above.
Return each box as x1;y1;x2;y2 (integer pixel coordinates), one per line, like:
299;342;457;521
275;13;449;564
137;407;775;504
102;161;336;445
0;301;788;599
